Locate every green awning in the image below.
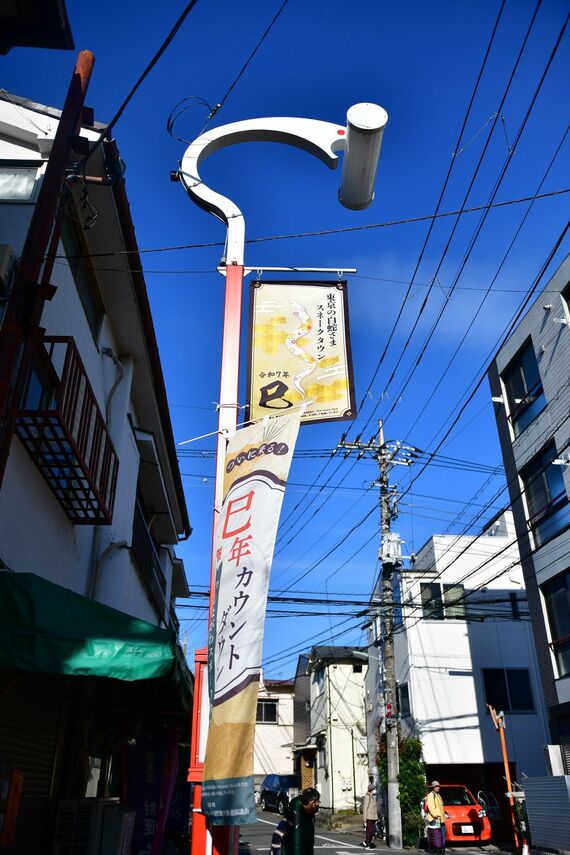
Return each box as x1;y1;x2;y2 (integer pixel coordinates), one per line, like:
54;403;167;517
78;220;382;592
0;571;193;710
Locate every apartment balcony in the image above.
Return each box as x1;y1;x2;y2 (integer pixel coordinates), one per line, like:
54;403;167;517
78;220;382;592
16;336;118;524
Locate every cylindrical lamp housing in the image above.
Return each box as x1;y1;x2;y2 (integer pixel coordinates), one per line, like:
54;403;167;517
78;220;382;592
339;103;388;210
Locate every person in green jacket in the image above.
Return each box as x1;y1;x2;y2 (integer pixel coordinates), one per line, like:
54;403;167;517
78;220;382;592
270;788;321;855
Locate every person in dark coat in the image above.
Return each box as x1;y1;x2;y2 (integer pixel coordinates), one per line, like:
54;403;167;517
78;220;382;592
270;788;321;855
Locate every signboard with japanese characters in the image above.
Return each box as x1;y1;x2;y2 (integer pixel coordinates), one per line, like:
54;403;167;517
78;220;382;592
201;411;301;825
247;280;356;424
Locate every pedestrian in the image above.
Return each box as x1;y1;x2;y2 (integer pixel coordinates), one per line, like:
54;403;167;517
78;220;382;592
424;781;447;854
361;783;378;849
270;787;321;855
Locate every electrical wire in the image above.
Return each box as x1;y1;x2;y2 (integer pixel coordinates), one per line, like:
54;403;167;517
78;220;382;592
352;0;507;416
49;189;569;260
379;9;570;426
81;0;201;168
402;123;569;440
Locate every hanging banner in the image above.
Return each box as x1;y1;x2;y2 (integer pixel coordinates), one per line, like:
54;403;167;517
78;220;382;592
247;280;356;425
202;411;301;825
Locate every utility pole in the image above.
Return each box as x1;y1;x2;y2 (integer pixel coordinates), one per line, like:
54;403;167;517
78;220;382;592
338;420;417;849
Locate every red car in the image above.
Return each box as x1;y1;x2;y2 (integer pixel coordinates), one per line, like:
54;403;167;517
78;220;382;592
438;784;492;844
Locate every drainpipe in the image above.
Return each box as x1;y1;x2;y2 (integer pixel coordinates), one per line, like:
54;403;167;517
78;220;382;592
87;539;128;600
101;347;125;428
327;666;335;815
351;728;357;811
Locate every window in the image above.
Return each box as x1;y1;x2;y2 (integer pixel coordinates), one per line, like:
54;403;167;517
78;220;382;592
393;570;403;627
562;282;570;325
0;165;39;201
353;663;363;673
502;340;546;437
520;443;570;547
421;583;444;620
61;218;104;342
443;584;467;619
543;570;570;677
421;582;465;620
398;683;411;717
482;668;534;712
256;699;278;723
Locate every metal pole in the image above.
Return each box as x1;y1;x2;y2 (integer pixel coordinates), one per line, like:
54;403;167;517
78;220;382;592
189;262;244;855
327;665;335;816
377;421;402;849
351;728;357;812
0;50;95;486
488;706;520;850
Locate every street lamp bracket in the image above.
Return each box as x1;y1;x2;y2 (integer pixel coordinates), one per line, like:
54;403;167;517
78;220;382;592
179;104;387;266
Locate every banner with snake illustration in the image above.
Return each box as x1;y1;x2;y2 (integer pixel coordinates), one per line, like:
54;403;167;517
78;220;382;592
247;280;356;425
202;411;301;825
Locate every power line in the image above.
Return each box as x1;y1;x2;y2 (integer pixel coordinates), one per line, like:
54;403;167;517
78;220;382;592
82;0;200;167
49;188;569;260
380;8;569;424
353;0;507;415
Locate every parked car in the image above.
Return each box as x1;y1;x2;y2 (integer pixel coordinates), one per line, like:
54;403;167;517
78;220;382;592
438;784;492;844
259;774;301;814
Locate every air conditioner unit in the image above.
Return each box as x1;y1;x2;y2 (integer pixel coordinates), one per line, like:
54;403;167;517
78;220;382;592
52;798;119;855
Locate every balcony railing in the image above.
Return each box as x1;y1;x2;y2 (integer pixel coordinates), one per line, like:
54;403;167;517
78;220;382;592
16;336;119;524
132;499;167;617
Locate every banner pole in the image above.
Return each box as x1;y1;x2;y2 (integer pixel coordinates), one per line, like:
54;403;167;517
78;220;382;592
190;262;244;855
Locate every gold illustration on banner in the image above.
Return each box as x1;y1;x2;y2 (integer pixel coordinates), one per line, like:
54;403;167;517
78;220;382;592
248;281;356;425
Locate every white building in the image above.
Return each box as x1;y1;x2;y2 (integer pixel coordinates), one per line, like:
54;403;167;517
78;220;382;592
305;646;369;816
367;512;548;805
254;677;295;785
0;91;192;852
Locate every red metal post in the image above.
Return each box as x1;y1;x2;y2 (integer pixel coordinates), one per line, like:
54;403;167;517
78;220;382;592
189;263;244;855
0;50;95;487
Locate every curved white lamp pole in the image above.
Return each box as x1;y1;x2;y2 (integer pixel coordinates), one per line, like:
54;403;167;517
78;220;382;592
178;104;388;855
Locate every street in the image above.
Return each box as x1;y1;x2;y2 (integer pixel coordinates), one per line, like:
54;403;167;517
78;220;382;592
237;810;502;855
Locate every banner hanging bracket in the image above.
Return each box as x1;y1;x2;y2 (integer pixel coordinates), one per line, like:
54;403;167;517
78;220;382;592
217;265;357;277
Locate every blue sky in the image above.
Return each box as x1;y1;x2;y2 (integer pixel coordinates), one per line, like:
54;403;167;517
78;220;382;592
3;0;569;677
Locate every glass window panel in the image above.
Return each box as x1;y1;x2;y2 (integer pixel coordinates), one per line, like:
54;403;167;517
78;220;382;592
483;668;510;711
522;444;570;545
398;683;411;717
393;571;403;627
543;572;570;677
0;167;37;200
421;583;444;620
506;669;534;711
256;700;278;723
502;341;546;437
444;583;466;619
